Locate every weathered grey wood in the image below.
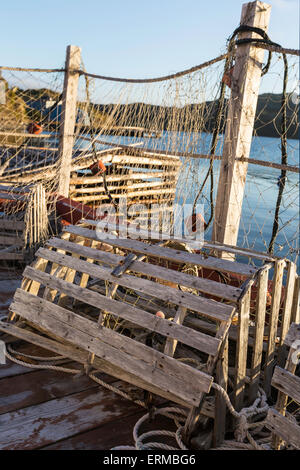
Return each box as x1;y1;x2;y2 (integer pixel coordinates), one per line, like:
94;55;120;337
213;336;228;447
212;1;272;253
249;266;269;402
264;259;286;395
70;170;178;185
73;180;169;194
46;237;241;302
279;261;297;346
0;321;214;415
73;187;176;202
63;225;256;277
19;265;223;356
0;235;24;246
272;331;300;449
234;283;251;410
202;240;277;262
266;408;300;450
10;291;213;406
272;366;300;405
163;306;187;357
0;219;25;230
58;45;81;197
0;252;24;260
183;317;233;441
291;276;299;324
0;385;141;450
284;322;300;348
34;248;234;322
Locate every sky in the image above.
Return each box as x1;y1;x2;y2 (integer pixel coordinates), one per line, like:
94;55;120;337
0;0;299;99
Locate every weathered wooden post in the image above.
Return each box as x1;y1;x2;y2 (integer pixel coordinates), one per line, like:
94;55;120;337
212;1;271;255
58;45;81;197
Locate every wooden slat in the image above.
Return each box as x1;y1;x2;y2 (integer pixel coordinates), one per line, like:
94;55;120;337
0;235;24;246
34;248;234;322
279;262;297;346
82;219;203;251
63;225;256;277
70;170;178;185
266;409;300;450
203;241;277;262
272;340;300;449
183;317;233;440
272;366;300;404
73;180;170;194
0;321;204;411
291;276;300;324
163;306;187;357
284;322;300;348
0;219;25;231
234;283;251;410
264;259;286;394
10;289;214;406
213;336;228;447
72;188;176;202
249;266;269;402
46;237;241;302
19;263;223;354
0;253;24;260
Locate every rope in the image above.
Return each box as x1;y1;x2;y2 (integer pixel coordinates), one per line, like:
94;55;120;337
88;371;146;408
268;52;289;254
5;348;80;374
7;344;66;362
76;55;227;84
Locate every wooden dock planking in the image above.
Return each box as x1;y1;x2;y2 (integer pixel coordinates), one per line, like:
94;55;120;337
41;412;146;450
0;381;143;450
0;362;99;415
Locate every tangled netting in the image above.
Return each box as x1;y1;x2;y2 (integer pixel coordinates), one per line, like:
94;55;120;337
0;27;298;262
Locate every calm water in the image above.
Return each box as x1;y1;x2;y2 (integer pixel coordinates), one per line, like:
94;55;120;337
73;131;299;264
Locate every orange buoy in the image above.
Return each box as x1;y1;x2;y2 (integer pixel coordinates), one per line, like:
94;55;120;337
89;160;106;175
184;212;206;235
222;66;234;89
155;311;165;319
27;122;43;135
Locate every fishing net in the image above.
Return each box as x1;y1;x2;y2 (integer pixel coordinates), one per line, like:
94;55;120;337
0;42;298;265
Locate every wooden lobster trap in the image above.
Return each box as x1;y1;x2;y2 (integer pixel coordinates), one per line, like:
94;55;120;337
1;219;299;446
69;147;181;215
0;183;49;264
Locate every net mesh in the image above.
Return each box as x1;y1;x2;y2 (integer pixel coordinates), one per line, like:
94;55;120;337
0;46;298;264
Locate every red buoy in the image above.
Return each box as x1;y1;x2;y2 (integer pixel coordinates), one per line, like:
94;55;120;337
89;160;106;175
184;213;206;235
27;122;43;135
